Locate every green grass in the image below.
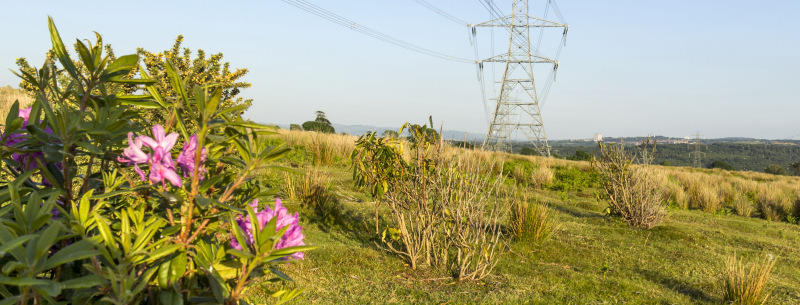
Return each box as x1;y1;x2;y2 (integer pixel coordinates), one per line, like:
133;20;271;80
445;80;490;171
251;145;800;304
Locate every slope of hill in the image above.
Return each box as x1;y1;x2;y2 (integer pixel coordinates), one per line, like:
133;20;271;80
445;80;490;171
245;129;800;304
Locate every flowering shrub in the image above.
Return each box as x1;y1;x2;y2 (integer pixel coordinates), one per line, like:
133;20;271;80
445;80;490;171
231;198;306;260
0;18;312;304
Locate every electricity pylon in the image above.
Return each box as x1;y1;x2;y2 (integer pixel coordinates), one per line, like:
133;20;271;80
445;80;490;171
689;131;705;168
474;0;568;156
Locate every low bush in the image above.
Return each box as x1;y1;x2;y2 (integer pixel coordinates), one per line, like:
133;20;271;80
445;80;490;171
353;121;506;281
594;141;666;229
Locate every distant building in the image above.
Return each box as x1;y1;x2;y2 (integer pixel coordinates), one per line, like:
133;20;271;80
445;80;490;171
593;133;603;142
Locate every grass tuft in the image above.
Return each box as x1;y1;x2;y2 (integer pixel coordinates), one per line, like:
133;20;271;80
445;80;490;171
722;253;775;305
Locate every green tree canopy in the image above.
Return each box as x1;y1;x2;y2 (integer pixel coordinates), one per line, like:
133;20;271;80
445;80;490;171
707;160;735;171
520;147;540;156
568;150;593;161
302;121;334;133
765;164;789;176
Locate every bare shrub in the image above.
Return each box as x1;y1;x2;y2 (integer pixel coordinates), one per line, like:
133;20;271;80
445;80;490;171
722;253;775;305
361;123;507;281
509;192;559;243
594;141;666;228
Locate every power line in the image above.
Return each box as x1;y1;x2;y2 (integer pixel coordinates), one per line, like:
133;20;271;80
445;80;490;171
413;0;469;26
281;0;473;63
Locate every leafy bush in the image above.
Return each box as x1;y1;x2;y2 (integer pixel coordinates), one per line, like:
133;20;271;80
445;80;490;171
567;149;593;161
0;19;313;304
764;164;788;176
708;160;735;171
301;121;334;134
352;120;506;281
548;167;599;192
594;142;666;228
722;253;775;305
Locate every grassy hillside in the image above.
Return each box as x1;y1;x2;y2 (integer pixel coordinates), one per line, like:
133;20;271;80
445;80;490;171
538;143;800;174
246;129;800;304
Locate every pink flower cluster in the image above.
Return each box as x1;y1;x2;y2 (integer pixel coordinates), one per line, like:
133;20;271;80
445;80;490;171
117;125;206;188
3;107;58;185
231;198;306;260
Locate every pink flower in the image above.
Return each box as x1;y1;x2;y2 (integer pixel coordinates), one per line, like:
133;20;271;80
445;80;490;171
176;135;207;179
230;198;306;260
116;124;182;187
3;107;60;186
139;125;178;152
118;132;149;165
149;147;181;187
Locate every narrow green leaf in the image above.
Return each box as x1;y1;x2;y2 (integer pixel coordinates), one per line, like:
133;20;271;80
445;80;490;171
48;17;80;80
4;100;19;129
59;275;105;290
0;234;36;256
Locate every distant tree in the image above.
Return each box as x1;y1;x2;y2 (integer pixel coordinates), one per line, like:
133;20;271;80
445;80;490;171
707;160;735;171
791;161;800;176
551;153;564;159
765;164;789;176
302;111;335;133
301;121;334;133
659;160;671;166
519;147;540;156
568;150;593;161
382;130;399;138
290;124;302;131
315;110;332;126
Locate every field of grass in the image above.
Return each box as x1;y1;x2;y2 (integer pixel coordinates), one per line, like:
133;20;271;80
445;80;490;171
245;129;800;304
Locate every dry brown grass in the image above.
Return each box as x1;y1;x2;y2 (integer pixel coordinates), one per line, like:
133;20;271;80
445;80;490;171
279;129;356;166
756;183;792;222
0;86;33;122
732;192;755;217
530;166;554;188
722;253;775;305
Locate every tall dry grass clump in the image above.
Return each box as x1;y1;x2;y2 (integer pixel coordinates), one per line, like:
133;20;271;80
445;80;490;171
0;86;33;124
756;183;791;222
732;192;755;217
594;142;666;228
722;253;776;305
509;192;559;243
283;169;340;221
280;129;355;166
675;172;722;212
530;166;554;188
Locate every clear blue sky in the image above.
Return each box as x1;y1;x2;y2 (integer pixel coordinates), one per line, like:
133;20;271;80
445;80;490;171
1;1;798;139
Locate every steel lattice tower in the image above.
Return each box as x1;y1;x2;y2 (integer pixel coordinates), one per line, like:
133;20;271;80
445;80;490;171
475;0;567;156
689;131;706;168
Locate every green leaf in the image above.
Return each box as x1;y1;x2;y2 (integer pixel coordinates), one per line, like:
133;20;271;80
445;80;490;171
48;17;80;81
204;88;222;120
170;251;186;286
146;244;182;263
59;275;105;290
226;249;254;259
269;246;317;259
268;267;294;282
76;140;103;155
165;60;189;104
0;234;36;256
101;54;139;81
4;100;19;129
42;240;100;270
75;39;95;71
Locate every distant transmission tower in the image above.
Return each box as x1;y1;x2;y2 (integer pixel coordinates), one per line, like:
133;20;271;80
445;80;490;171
474;0;568;156
689;131;706;168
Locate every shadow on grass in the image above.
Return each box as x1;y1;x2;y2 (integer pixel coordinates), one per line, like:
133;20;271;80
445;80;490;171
636;268;718;303
549;203;606;220
304;199;386;249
